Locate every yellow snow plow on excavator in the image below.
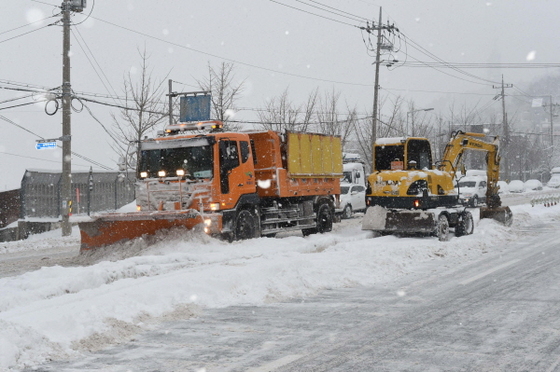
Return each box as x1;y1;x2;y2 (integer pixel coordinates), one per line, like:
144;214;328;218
362;131;512;240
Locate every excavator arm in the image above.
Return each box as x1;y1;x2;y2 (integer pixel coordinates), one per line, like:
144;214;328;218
439;131;511;224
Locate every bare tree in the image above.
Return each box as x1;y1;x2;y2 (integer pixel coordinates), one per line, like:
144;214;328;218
111;48;169;171
257;88;318;132
315;88;358;149
196;62;244;131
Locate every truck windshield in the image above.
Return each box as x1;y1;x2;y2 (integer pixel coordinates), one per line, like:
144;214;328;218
138;145;213;179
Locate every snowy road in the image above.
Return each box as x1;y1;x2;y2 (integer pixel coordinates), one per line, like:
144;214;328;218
4;201;557;371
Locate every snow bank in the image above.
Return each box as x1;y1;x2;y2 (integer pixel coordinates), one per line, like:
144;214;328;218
1;203;559;370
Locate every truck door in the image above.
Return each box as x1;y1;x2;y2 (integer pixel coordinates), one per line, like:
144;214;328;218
219;140;256;206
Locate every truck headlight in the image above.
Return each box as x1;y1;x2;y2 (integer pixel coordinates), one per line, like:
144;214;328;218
158;170;166;177
209;202;220;211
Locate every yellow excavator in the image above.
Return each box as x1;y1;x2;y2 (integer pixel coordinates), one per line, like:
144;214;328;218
362;131;513;240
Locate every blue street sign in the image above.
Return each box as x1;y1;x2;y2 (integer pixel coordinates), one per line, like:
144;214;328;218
35;142;57;150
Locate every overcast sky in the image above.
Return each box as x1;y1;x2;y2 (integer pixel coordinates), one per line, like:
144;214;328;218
1;1;559;190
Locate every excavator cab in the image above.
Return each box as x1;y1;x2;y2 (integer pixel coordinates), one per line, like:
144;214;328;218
374;138;433;172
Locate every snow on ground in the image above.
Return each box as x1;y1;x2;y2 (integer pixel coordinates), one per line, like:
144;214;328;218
1;203;560;370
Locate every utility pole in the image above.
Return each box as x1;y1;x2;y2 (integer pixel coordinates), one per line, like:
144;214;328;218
60;0;85;236
61;0;72;236
543;96;559;149
360;7;398;161
493;75;513;180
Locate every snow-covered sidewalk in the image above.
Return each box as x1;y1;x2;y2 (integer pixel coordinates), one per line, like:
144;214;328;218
1;203;559;370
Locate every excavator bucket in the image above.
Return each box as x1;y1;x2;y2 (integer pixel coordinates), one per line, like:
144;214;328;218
362;205;437;234
480;206;513;226
79;210;205;252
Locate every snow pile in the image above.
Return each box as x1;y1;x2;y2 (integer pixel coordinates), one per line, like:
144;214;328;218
0;203;559;370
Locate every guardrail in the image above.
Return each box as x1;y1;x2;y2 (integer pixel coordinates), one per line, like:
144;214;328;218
531;194;560;207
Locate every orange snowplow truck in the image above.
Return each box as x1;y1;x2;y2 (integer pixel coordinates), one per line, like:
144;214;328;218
79;121;343;251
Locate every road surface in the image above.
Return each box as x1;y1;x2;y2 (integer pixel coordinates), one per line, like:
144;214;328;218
27;213;560;371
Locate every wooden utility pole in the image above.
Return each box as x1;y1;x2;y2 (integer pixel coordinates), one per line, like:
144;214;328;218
61;0;72;236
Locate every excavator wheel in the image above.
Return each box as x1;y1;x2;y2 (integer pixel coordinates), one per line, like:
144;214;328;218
232;209;261;241
455;211;474;237
435;213;450;242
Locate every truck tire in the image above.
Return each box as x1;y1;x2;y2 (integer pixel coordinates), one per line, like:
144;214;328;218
302;202;333;236
436;213;450;242
233;209;260;241
455;211;474;237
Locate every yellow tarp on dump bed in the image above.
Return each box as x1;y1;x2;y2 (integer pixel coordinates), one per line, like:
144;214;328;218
287;132;343;178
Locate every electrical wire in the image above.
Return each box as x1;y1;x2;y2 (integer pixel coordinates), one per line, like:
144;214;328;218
71;27;124;107
0;113;113;170
90;15;373;88
0;13;57;37
0;22;57;45
401;61;560;69
268;0;358;27
293;0;367;23
0;150;91;168
400;32;501;86
81;100;122;145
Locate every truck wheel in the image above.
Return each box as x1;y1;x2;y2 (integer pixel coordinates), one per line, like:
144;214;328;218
436;213;450;241
342;204;353;219
316;203;333;233
455;211;474;237
233;209;260;241
302;202;333;236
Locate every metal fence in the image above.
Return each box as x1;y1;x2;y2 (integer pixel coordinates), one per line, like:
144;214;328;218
21;170;136;218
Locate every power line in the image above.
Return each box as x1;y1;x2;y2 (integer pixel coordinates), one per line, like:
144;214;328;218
0;13;57;37
71;27;123;106
294;0;367;23
0;22;57;45
401;61;560;69
0;150;93;169
268;0;358;27
400;32;501;86
90;15;373;88
0;113;113;170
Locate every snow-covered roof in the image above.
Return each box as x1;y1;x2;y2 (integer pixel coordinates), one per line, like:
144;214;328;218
375;137;405;146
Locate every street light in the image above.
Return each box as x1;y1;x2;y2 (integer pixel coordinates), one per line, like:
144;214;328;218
407;108;434;137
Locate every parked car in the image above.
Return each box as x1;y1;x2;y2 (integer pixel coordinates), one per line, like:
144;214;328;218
508;180;525;193
497;180;509;194
547;175;560;188
456;176;487;206
524;179;543;191
336;183;367;219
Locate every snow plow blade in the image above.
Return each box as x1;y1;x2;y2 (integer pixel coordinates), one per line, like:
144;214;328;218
362;205;436;234
480;206;513;226
79;210;204;252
